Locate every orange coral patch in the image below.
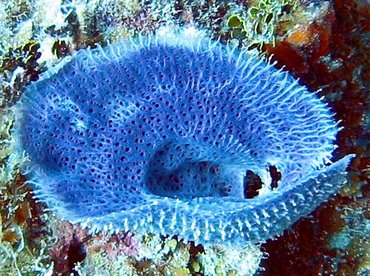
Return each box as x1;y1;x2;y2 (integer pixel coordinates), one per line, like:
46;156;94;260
14;201;31;226
286;27;313;46
3;229;19;243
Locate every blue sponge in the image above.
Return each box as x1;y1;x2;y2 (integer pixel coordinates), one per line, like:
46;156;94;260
14;28;354;245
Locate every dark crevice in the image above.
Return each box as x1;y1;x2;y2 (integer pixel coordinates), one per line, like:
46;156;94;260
244;170;263;199
269;165;282;190
67;235;87;275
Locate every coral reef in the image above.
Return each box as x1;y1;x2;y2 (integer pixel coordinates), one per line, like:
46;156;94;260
74;233;262;275
198;243;262;275
0;0;313;109
0;110;53;275
260;0;370;274
0;0;368;275
0;42;44;108
261;195;369;275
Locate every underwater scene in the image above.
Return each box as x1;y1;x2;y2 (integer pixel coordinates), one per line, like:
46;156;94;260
0;0;369;275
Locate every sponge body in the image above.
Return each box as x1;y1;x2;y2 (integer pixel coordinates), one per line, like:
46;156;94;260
15;28;353;245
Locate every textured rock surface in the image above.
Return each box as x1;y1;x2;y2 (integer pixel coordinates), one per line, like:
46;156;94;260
14;28;353;245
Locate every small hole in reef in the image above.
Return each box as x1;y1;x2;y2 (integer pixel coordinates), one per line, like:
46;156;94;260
269;165;282;190
66;235;86;275
244;170;262;199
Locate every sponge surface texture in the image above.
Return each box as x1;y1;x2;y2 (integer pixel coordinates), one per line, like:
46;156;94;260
16;30;353;245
